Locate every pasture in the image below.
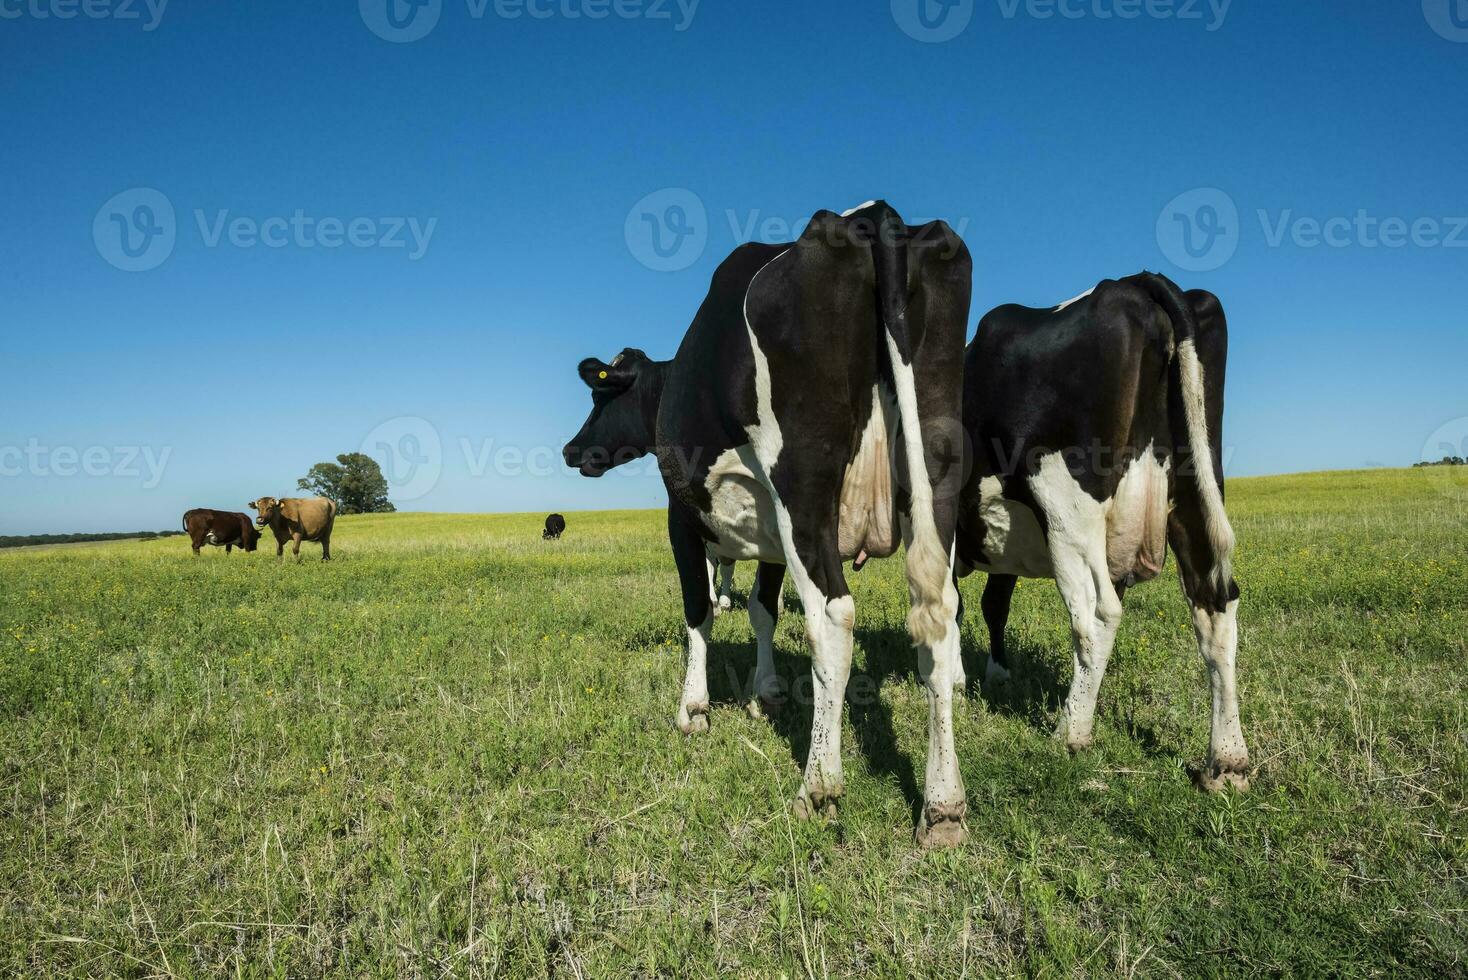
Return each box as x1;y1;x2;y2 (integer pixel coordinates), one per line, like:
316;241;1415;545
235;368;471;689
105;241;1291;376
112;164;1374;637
2;469;1465;976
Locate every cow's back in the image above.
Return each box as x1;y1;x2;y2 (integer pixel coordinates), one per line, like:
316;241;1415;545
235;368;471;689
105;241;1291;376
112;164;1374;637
281;498;337;539
963;280;1174;496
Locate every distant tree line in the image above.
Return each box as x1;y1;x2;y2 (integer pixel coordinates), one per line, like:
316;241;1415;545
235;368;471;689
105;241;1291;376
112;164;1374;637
0;531;183;549
1414;456;1467;468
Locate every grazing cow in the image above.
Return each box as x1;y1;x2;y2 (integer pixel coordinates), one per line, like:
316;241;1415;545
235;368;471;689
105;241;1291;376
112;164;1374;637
543;514;567;540
564;202;973;846
182;509;260;556
249;496;337;561
955;272;1249;791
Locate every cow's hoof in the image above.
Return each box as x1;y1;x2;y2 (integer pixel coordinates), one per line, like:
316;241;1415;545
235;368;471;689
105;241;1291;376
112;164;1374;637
677;704;710;735
746;693;785;721
792;786;840;822
985;659;1011;685
1054;715;1093;754
1193;760;1251;794
718;595;733;613
916;804;967;850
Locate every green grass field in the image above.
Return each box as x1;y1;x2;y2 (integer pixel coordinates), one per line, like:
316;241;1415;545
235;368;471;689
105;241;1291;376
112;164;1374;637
3;469;1465;976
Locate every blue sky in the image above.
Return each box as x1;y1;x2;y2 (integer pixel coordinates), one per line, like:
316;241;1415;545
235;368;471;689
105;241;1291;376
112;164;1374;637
2;0;1465;534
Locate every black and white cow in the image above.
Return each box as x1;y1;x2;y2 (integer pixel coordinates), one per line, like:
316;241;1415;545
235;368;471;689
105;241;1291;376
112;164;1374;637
955;272;1249;791
564;202;974;846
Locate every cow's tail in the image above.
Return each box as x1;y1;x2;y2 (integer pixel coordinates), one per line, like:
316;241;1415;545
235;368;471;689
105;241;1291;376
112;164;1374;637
1138;271;1235;595
868;202;951;649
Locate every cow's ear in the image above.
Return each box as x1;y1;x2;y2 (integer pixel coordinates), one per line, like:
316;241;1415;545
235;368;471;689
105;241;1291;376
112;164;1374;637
578;356;637;393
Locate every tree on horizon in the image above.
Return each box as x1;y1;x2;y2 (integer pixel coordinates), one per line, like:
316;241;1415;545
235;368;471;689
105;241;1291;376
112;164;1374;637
297;453;397;515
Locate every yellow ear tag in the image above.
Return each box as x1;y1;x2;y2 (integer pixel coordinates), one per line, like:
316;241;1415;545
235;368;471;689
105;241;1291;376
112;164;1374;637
598;371;608;380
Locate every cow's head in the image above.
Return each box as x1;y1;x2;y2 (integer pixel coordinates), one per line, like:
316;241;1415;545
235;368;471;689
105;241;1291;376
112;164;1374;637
249;497;281;528
563;349;661;478
239;514;261;552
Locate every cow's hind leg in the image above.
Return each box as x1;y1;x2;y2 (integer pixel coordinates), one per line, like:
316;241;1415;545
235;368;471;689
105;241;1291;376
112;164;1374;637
915;558;966;848
982;574;1018;684
669;505;714;735
745;561;785;719
1032;462;1125;753
764;486;853;821
1170;512;1250;791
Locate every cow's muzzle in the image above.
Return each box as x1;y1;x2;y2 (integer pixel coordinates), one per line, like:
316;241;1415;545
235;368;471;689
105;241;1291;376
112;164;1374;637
563;444;608;479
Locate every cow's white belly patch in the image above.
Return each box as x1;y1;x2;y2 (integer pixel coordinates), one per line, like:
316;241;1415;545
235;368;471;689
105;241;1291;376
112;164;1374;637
702;446;784;562
967;449;1173;584
969;476;1053;578
1104;444;1171;584
701;388;901;566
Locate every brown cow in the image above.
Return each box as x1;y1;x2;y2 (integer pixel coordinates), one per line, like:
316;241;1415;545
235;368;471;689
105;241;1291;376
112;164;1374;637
248;496;337;561
183;509;260;556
